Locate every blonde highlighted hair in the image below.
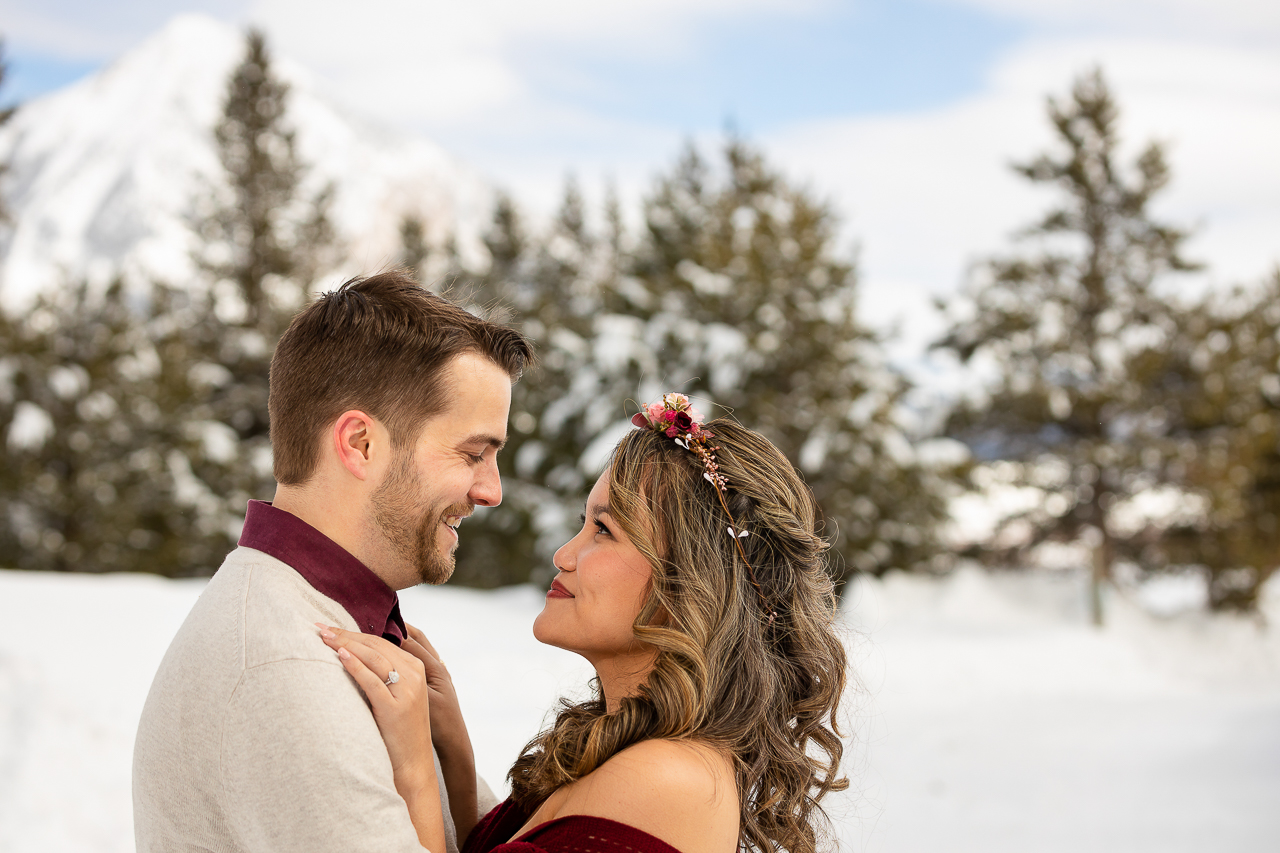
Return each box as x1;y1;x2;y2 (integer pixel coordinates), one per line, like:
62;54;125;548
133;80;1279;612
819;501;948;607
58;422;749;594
508;419;848;853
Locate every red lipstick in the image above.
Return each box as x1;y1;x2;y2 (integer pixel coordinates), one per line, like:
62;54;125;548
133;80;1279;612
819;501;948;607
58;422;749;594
547;579;574;599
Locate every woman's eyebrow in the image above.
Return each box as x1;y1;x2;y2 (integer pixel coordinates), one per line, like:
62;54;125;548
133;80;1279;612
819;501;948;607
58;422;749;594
588;503;611;519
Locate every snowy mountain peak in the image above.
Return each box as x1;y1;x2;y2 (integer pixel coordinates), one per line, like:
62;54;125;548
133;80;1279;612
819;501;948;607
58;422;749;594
0;13;491;310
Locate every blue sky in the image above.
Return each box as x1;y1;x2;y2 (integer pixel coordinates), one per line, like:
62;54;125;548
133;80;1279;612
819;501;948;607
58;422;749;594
511;0;1025;132
3;53;97;103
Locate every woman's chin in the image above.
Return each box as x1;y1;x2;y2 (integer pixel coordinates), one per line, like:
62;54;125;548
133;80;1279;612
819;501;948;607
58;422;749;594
530;612;556;646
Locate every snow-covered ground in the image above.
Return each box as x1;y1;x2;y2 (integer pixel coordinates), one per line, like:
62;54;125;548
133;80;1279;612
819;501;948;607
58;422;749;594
0;565;1277;852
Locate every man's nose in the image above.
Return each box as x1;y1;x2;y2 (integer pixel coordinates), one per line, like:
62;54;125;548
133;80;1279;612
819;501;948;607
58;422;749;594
469;458;502;507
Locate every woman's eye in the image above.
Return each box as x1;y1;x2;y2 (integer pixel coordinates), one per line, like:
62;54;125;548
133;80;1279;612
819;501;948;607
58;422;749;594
594;521;611;537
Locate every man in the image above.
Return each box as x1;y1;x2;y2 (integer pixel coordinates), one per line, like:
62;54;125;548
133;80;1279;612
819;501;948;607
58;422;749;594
133;271;534;852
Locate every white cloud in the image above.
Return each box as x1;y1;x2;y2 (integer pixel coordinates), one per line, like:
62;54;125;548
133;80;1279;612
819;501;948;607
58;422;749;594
764;35;1280;372
943;0;1280;45
0;0;251;59
237;0;821;215
248;0;807;126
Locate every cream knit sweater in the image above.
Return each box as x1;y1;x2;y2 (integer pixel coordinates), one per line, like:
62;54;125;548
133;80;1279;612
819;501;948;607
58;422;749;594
133;546;494;852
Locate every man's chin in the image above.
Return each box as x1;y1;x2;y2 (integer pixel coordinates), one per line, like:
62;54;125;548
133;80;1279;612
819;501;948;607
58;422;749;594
420;563;454;586
416;548;456;586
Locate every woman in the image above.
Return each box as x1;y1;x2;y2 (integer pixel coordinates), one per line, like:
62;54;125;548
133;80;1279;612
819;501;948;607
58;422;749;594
320;394;848;853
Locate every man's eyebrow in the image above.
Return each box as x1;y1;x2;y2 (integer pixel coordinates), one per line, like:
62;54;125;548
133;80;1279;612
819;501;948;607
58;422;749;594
462;433;507;451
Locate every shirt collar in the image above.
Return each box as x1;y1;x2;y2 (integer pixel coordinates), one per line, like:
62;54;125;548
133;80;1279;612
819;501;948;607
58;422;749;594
238;500;406;645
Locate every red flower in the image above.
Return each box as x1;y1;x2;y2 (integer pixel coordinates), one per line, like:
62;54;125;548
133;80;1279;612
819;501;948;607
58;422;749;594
673;411;693;432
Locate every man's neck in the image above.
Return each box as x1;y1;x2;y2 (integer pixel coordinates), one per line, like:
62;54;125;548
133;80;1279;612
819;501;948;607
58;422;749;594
272;485;360;565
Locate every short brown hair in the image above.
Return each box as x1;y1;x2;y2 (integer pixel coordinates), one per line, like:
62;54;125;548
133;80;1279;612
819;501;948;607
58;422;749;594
268;270;533;485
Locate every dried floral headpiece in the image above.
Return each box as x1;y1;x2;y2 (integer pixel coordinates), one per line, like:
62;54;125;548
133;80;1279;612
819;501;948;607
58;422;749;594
631;394;776;623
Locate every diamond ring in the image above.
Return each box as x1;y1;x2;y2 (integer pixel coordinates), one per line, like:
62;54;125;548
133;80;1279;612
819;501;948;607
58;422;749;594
384;670;400;686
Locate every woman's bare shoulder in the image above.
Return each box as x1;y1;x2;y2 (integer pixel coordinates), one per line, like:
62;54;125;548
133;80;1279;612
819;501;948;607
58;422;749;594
554;739;738;852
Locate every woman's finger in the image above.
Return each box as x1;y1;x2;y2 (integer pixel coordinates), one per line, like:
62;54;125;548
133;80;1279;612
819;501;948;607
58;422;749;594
405;623;436;655
317;624;422;684
334;644;393;703
402;635;440;668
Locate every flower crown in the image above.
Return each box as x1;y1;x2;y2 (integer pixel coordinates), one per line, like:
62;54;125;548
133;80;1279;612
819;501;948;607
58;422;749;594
631;394;776;622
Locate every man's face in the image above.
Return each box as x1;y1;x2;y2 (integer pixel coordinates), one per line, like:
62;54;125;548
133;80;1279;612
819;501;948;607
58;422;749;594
369;352;511;589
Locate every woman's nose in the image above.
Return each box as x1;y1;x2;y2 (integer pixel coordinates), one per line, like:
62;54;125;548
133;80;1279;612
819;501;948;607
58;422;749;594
552;538;577;572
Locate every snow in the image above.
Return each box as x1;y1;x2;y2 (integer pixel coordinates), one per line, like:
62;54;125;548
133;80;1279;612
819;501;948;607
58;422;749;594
0;565;1277;851
4;401;53;452
0;14;493;310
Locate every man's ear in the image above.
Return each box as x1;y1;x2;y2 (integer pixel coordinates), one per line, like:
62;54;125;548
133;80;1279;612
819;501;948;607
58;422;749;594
332;410;381;480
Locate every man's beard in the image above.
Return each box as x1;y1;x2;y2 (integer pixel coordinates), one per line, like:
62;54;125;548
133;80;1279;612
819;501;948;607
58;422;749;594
371;453;470;585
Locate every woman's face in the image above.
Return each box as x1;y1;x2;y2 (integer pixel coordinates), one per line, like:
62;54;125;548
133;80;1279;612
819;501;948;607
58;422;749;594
533;470;654;668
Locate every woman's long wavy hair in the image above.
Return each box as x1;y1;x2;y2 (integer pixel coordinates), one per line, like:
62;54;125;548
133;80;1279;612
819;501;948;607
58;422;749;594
508;419;848;853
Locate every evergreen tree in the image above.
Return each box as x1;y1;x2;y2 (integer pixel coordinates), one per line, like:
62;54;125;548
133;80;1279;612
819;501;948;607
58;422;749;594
398;213;430;282
934;69;1199;623
452;180;609;587
190;28;340;515
194;28;336;330
1128;272;1280;610
627;140;949;582
0;282;247;574
0;28;344;577
454;143;951;589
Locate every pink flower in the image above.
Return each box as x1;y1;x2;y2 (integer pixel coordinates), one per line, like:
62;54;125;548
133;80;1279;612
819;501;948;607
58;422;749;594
646;402;665;423
665;426;679;437
663;410;677;423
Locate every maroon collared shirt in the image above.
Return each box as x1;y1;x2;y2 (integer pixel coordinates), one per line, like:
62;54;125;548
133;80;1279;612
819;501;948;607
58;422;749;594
238;500;406;645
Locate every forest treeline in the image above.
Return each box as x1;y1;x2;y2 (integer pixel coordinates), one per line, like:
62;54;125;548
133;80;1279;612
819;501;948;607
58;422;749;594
1;32;1277;616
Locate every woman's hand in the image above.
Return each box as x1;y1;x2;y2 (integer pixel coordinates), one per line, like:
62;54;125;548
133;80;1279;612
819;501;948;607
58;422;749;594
401;623;480;843
317;624;445;853
401;624;469;756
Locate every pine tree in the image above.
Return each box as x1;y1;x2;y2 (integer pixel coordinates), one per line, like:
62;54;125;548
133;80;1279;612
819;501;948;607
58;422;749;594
934;69;1200;623
190;28;339;509
194;28;336;330
454;143;951;589
627;140;949;582
398;213;430;282
0;282;246;574
1127;271;1280;610
0;31;343;577
452;180;610;587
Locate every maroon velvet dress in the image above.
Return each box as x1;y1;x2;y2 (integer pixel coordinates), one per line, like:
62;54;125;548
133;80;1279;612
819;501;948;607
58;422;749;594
463;798;684;853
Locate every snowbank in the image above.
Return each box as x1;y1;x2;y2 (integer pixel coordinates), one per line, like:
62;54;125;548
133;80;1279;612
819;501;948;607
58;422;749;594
0;566;1277;852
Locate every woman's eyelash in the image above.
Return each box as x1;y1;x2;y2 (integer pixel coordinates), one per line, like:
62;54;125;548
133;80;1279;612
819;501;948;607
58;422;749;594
580;512;610;536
